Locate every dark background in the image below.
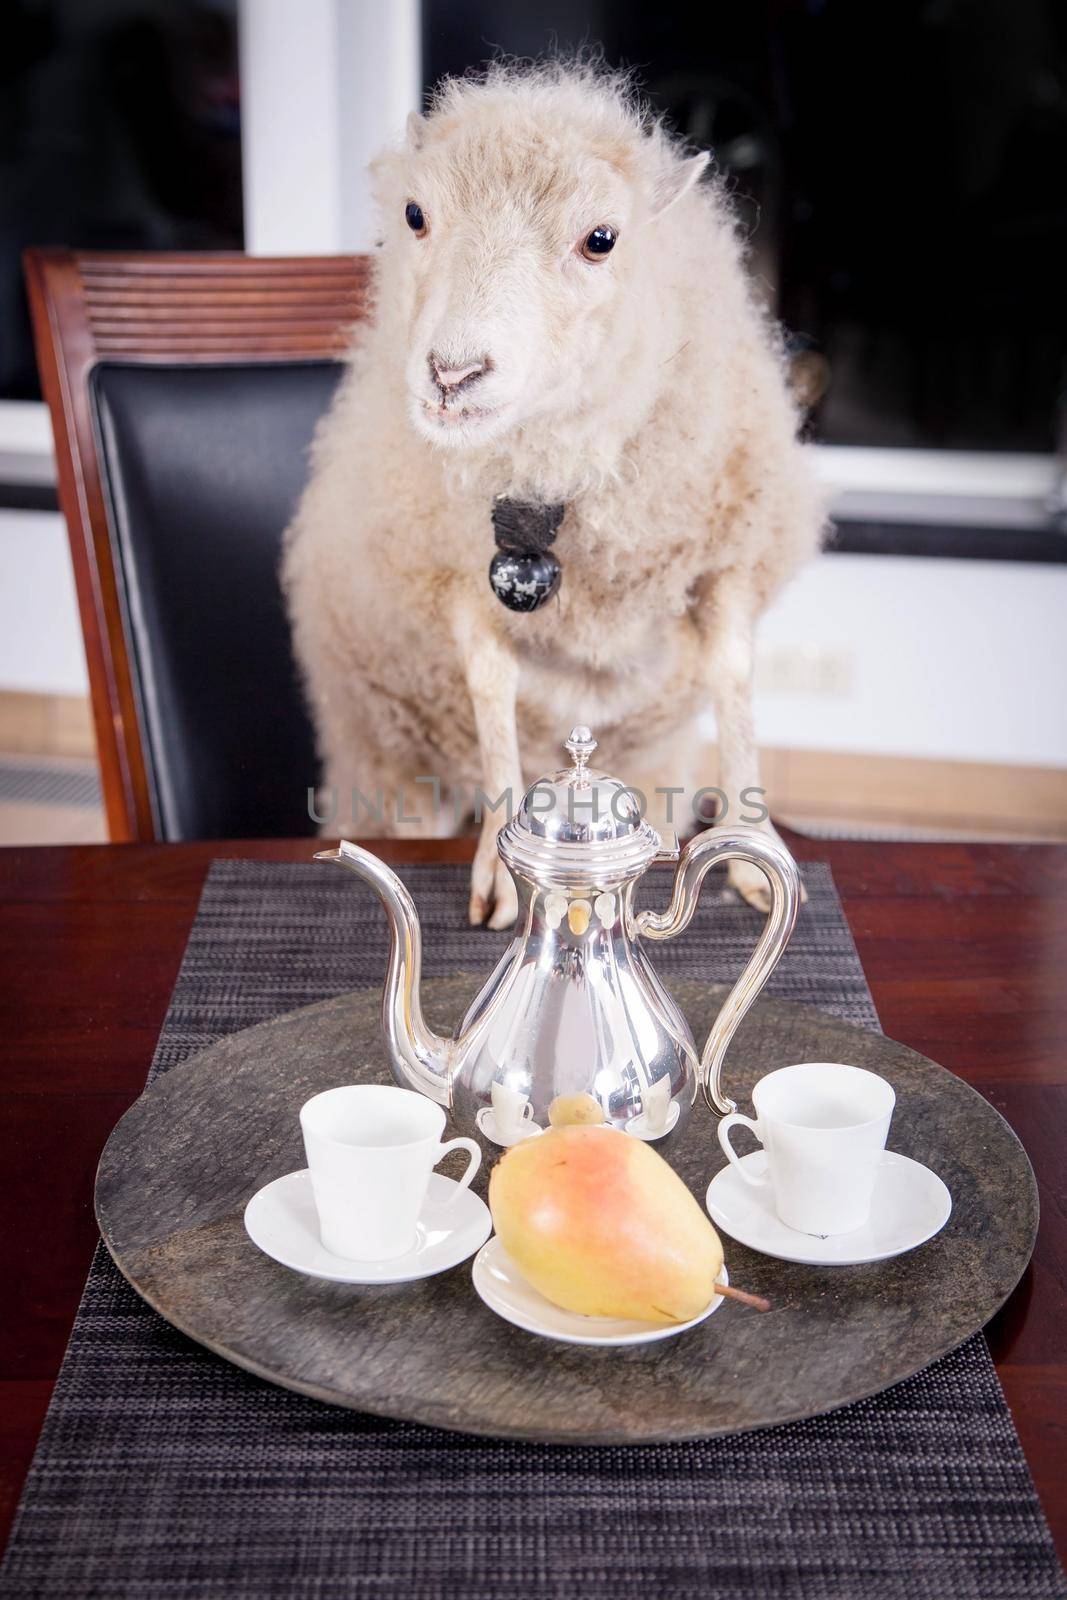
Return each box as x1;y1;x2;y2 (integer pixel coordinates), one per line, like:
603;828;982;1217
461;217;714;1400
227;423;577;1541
1;0;242;399
424;0;1067;453
3;0;1065;452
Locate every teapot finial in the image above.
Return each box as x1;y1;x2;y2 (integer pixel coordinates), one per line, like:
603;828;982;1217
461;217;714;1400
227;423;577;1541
564;725;597;788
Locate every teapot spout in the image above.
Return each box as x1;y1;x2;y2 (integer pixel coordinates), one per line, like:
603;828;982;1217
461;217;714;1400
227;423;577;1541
314;842;453;1107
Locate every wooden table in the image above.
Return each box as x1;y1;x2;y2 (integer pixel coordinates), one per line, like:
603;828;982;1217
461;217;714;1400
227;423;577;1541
3;836;1065;1564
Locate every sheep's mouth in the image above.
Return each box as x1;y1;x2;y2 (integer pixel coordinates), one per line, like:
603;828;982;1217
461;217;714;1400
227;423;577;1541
416;397;509;440
421;399;501;424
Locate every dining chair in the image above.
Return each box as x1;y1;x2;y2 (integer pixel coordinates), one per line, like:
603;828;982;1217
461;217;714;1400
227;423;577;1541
23;249;371;841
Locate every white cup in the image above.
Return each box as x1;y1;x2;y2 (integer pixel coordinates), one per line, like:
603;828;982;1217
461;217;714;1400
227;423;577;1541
490;1080;534;1141
717;1062;895;1237
642;1075;672;1134
300;1084;481;1261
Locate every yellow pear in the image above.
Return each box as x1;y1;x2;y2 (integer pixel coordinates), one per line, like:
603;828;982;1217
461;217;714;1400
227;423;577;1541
488;1123;724;1324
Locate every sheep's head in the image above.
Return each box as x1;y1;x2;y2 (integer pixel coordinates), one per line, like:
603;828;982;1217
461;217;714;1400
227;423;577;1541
374;68;709;453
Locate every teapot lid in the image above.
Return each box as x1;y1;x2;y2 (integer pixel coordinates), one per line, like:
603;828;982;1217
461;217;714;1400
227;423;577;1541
499;727;667;884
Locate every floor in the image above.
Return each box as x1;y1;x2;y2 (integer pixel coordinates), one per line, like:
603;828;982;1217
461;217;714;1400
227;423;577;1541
0;753;106;844
0;692;105;843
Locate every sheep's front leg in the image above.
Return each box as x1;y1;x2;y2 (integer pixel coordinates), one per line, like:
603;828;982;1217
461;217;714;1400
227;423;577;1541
451;597;522;929
704;577;804;914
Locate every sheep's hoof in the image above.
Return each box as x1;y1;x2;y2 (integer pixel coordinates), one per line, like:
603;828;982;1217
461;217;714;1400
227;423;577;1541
487;895;518;931
468;860;518;929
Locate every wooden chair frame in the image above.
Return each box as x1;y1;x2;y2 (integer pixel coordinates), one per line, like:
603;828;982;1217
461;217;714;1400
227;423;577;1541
23;249;370;840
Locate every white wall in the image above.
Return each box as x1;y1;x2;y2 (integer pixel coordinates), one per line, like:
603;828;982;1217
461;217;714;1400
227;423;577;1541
336;0;421;252
747;553;1067;769
0;508;88;695
238;0;420;254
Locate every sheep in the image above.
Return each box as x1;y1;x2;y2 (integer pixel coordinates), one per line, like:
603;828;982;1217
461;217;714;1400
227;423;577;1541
283;59;824;928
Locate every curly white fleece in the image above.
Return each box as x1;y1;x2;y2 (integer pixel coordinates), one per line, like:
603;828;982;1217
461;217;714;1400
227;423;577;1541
283;60;824;912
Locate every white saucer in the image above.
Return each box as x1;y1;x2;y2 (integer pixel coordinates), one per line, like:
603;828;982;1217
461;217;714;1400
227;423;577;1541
475;1106;544;1147
705;1150;952;1266
625;1101;680;1141
244;1170;491;1284
471;1236;727;1345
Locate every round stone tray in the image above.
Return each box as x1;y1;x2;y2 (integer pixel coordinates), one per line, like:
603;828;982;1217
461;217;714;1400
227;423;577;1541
95;978;1037;1445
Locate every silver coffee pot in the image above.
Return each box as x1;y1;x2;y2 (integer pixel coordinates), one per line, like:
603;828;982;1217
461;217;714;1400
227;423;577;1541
316;727;800;1140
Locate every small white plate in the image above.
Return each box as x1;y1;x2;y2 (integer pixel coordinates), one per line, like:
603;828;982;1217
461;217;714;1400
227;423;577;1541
625;1101;681;1141
471;1235;727;1346
475;1106;544;1147
705;1150;952;1266
244;1170;491;1284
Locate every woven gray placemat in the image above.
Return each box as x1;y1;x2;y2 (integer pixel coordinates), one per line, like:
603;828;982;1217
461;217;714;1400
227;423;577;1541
2;860;1063;1600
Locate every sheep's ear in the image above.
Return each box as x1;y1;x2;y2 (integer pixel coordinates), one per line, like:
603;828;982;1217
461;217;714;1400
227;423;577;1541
649;150;710;219
406;111;427;151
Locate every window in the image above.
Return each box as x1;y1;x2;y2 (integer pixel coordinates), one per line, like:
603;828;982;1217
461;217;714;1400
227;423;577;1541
2;0;242;402
423;0;1067;454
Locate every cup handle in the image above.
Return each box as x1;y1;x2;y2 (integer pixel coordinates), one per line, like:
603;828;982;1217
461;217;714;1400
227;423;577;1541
434;1137;481;1202
520;1102;533;1121
717;1113;770;1187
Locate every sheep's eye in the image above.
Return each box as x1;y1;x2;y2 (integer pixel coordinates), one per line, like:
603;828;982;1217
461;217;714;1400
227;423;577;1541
581;225;617;261
405;202;427;237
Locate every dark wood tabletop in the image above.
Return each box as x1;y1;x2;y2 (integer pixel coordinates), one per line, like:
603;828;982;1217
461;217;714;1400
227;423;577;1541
2;835;1066;1564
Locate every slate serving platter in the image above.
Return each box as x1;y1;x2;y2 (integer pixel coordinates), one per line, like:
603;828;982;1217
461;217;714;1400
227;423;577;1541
95;977;1037;1445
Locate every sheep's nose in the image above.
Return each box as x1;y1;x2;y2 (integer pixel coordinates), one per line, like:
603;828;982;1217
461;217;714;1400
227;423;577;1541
429;353;488;395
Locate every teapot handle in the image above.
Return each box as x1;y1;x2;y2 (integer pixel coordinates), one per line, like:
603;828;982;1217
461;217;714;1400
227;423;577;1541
636;826;801;1115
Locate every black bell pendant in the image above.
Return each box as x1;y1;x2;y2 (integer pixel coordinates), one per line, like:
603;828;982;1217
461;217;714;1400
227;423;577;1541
489;498;565;613
489;548;562;612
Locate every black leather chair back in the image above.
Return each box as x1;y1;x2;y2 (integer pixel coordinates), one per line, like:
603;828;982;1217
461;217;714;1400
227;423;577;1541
90;361;343;839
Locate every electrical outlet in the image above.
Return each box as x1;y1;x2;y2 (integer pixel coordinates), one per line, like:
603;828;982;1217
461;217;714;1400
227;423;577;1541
756;645;854;696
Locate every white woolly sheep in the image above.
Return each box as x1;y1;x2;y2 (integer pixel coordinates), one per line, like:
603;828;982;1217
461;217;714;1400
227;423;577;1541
283;60;824;927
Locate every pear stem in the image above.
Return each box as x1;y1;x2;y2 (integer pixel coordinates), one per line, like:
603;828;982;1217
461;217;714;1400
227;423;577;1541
715;1280;771;1313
